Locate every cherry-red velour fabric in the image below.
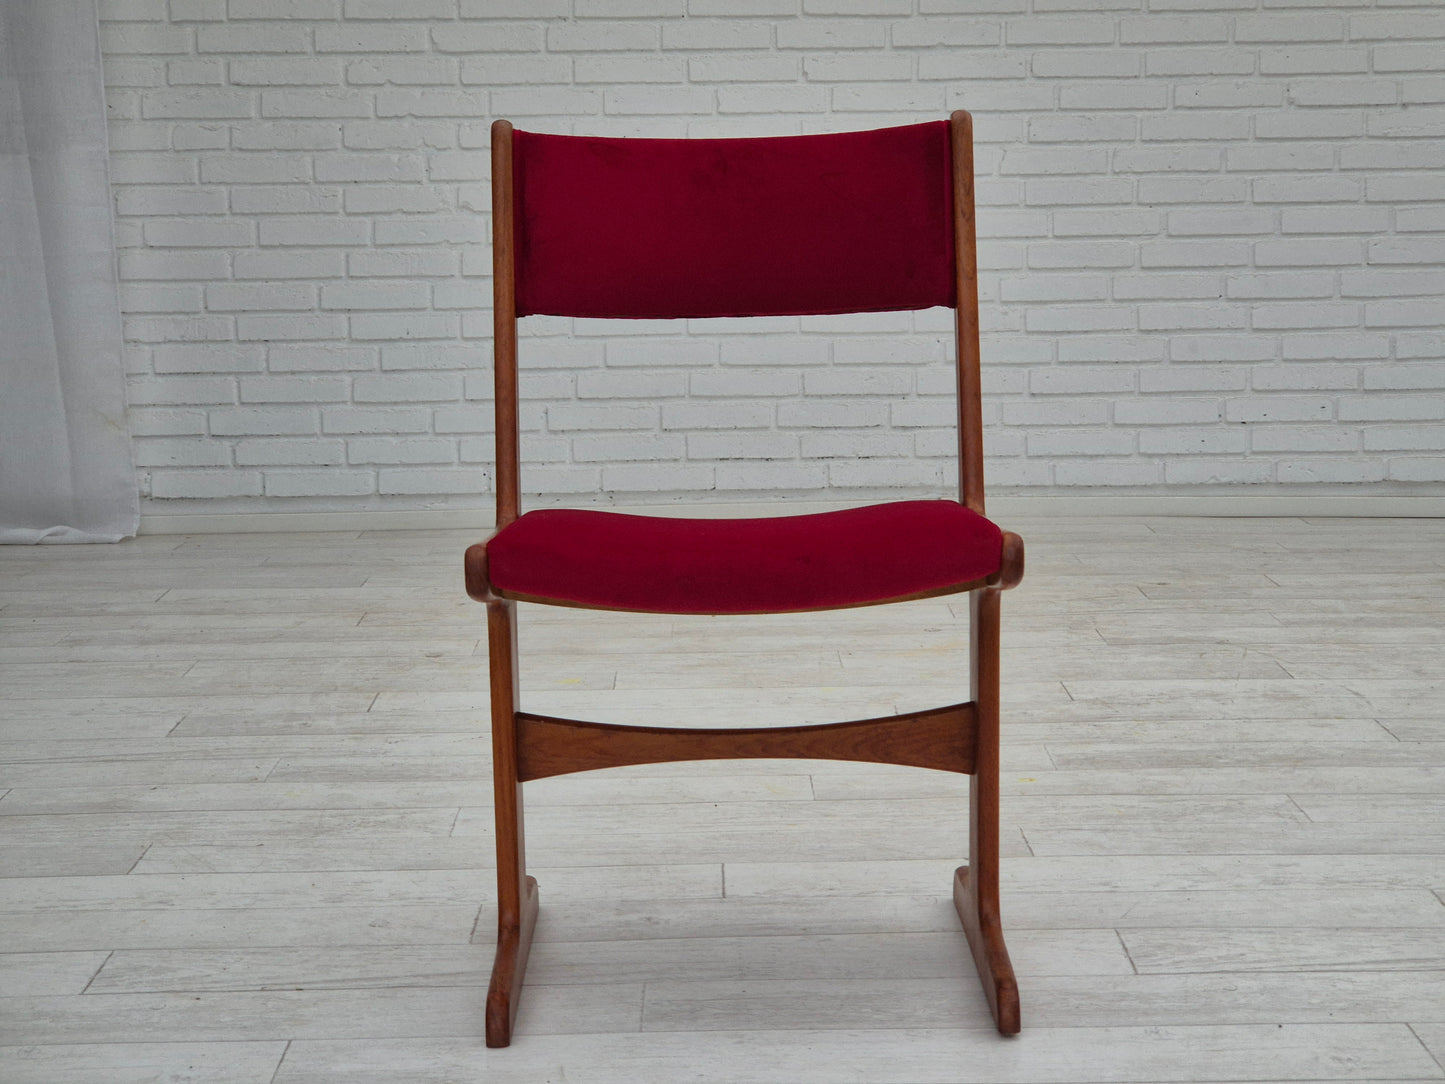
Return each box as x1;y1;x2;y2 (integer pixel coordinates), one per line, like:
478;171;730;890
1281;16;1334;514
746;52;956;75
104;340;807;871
485;500;1002;615
511;121;956;320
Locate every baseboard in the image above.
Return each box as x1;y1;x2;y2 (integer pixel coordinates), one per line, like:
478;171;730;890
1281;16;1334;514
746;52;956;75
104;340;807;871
137;491;1445;534
988;492;1445;519
139;508;495;535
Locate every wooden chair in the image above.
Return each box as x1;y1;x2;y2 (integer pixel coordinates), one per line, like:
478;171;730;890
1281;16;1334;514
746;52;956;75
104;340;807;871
466;111;1025;1047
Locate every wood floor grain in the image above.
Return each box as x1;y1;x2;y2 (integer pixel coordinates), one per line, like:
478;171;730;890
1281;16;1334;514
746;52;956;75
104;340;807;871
2;517;1443;1083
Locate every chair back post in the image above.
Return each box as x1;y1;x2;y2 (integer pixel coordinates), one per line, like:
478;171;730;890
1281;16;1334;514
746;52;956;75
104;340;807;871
492;118;520;529
950;110;986;516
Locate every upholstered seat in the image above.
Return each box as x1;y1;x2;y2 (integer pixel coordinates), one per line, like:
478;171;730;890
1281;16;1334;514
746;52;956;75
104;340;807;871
484;500;1004;615
485;502;1005;615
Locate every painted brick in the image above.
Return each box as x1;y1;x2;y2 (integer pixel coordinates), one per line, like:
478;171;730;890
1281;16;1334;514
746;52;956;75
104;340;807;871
143;218;254;247
230;59;342;86
195;25;308;53
230;0;340;15
235;251;346;280
662;402;774;430
210;408;319;436
129;409;208;436
1255;238;1365;266
682;430;802;462
1251;364;1360;391
777;400;888;429
1368;237;1445;265
1367;175;1445;204
346;437;457;465
801;431;911;459
104;4;1445;510
1003;400;1112;427
1258;46;1369;75
1034;50;1141;79
1276;458;1386;484
240;376;350;404
1282;333;1391;361
1251;176;1363;204
1389;458;1445;482
1140;367;1248;393
206;283;315;311
1251;302;1360;330
828;460;945;489
233;186;343;214
236;439;346;466
317;27;431;56
776;20;885;49
603;463;718;492
152;344;265;373
1139;427;1249;455
346;312;457;342
1164;460;1273;485
122;283;205;313
264;470;375;497
133;438;232;468
1026;430;1135;457
1120;16;1230;44
1144;49;1254;77
379;468;486;495
1054;459;1163;486
576;371;689;400
1363;426;1445;452
268;346;376;373
151;470;263;498
1337;396;1445;422
546;22;660;52
320;282;431;311
1114;399;1223;425
1225;397;1335;423
198;154;311;183
1397;333;1445;360
1365;300;1445;328
237;315;349;341
1175;81;1281;110
1116;274;1227;301
1250;426;1360;454
663;21;774;50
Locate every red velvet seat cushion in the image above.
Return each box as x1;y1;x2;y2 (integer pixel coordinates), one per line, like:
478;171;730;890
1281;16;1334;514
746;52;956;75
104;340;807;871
485;500;1002;615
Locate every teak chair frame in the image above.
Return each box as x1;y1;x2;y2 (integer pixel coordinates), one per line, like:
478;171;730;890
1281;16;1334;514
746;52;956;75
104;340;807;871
467;110;1024;1047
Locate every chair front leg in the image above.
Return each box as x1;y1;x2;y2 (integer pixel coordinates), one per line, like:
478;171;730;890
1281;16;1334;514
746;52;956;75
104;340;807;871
485;597;539;1048
954;585;1021;1034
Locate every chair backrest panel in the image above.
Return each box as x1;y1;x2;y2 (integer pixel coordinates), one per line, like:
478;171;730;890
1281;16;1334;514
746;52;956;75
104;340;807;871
512;121;956;320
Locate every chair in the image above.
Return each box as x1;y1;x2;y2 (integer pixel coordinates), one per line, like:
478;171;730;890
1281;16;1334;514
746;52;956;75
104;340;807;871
466;111;1025;1047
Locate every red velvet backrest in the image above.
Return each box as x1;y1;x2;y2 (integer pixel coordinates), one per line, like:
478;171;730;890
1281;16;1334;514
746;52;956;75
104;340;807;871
511;121;956;320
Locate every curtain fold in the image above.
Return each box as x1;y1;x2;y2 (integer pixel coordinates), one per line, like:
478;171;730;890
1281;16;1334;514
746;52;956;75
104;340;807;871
0;0;138;544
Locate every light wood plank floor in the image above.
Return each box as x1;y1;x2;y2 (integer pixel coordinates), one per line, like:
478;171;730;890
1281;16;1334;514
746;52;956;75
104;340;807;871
2;516;1443;1083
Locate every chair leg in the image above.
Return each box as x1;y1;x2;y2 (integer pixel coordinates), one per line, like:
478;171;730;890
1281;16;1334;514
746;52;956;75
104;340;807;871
485;598;539;1048
954;586;1021;1035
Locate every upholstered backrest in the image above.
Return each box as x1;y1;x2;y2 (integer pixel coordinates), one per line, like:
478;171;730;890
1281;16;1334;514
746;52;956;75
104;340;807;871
510;121;956;320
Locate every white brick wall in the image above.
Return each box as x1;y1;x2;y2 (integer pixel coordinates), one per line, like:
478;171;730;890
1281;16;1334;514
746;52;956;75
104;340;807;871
101;0;1445;513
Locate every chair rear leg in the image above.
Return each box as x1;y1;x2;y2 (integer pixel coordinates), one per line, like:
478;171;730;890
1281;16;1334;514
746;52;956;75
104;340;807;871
954;586;1021;1034
486;598;539;1048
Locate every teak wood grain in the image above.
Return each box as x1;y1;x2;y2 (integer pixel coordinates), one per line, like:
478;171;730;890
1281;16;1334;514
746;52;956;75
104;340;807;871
485;597;534;1048
491;118;519;531
951;109;985;516
957;586;1021;1034
514;704;978;782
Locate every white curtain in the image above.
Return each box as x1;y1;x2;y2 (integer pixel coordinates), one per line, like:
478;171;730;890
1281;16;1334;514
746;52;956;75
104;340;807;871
0;0;137;543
